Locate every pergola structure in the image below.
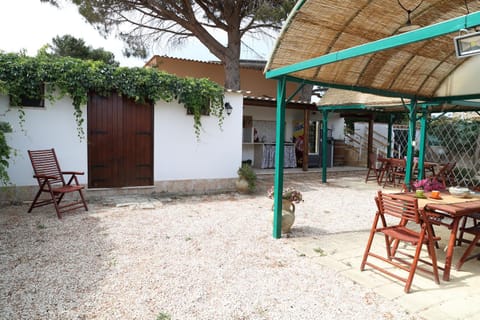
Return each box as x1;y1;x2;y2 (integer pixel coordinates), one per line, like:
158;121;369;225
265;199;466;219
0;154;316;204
265;0;480;238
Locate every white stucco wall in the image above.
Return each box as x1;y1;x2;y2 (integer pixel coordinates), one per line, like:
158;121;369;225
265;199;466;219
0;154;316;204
1;95;87;186
310;111;344;140
354;122;389;139
1;92;242;188
154;93;242;180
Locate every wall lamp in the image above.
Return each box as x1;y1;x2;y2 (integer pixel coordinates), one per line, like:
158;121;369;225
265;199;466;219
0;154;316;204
224;102;233;116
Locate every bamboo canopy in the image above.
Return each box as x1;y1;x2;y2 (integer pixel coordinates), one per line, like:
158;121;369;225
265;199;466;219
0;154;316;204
264;0;480;239
266;0;480;100
318;89;407;111
317;88;480;113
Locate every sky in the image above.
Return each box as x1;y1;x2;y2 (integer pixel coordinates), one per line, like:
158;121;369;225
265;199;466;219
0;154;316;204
0;0;276;67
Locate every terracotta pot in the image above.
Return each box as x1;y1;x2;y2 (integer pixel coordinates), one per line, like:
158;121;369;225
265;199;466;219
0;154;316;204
235;177;250;194
271;199;296;233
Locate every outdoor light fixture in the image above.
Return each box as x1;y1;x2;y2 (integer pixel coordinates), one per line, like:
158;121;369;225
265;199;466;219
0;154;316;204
454;30;480;58
224;102;233;116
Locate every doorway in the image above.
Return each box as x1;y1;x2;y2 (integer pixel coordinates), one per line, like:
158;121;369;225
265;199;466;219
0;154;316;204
87;92;154;188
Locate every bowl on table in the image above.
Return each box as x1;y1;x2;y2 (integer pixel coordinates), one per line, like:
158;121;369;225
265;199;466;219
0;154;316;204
449;186;472;198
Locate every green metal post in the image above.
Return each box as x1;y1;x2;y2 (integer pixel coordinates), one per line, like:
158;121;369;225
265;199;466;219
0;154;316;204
273;77;287;239
322;110;329;183
417;106;428;180
404;100;417;190
387;114;393;158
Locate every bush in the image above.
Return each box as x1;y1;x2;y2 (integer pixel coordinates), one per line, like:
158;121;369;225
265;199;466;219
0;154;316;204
237;164;257;192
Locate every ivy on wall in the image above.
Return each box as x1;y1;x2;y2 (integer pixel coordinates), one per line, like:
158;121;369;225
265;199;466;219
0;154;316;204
0;52;225;185
0;52;225;137
0;121;12;185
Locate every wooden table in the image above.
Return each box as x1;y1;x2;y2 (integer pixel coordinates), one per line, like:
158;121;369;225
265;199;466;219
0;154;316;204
378;158;439;186
415;193;480;281
380;158;406;187
422;161;438;177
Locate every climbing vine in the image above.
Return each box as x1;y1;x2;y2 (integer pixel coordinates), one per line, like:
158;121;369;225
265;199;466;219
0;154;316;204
0;52;225;137
0;121;12;185
0;52;225;185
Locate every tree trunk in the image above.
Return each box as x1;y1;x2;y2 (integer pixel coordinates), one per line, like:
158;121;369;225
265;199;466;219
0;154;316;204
223;29;242;90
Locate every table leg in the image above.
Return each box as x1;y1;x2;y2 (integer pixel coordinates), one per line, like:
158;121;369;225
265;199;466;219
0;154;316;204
443;217;460;281
378;167;386;185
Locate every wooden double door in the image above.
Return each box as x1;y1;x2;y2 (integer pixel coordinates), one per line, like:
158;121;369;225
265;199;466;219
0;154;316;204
87;92;154;188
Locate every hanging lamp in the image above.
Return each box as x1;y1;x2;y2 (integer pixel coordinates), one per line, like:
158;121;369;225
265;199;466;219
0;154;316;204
397;0;424;32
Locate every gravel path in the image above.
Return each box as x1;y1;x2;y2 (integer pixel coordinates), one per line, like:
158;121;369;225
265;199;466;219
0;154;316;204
0;176;421;319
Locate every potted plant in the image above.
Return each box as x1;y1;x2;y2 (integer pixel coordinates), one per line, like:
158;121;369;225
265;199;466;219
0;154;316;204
267;186;303;233
236;164;257;194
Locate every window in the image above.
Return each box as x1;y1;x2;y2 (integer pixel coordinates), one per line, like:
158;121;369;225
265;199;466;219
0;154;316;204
10;84;45;108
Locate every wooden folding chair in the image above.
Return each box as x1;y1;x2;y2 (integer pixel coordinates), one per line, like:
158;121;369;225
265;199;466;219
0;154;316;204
456;222;480;271
435;162;457;188
382;158;406;188
360;191;440;293
28;148;88;219
365;153;387;185
457;212;480;246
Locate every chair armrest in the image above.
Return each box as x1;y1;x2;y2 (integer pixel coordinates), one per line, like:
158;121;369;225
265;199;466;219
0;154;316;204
33;174;58;180
62;171;85;175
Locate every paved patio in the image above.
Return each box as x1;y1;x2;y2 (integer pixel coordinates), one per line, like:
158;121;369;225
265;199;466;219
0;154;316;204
264;171;480;320
290;229;480;320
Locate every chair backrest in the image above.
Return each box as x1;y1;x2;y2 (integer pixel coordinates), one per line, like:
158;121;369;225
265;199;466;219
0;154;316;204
368;152;378;169
440;162;456;175
437;162;457;186
28;149;65;186
389;158;406;173
377;191;420;224
389;158;405;167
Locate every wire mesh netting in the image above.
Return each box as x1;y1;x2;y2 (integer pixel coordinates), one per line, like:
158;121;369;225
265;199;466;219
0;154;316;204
425;117;480;189
349;119;480;189
392;126;409;158
362;118;480;189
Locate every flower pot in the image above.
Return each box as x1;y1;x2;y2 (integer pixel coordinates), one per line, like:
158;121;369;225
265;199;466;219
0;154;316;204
271;199;296;234
235;177;250;194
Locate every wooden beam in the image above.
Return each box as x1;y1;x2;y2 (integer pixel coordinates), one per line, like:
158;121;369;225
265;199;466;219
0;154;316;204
367;114;374;168
303;109;309;171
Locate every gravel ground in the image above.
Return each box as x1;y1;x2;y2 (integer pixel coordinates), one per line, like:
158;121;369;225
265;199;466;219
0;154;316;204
0;176;421;320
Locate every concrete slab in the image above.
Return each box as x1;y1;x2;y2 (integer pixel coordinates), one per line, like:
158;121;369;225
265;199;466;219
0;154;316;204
289;224;480;320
